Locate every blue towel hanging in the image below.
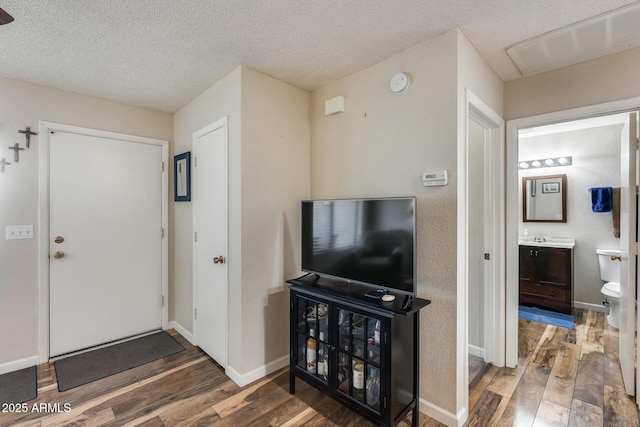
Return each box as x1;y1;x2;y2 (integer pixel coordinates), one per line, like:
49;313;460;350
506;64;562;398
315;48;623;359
591;187;612;212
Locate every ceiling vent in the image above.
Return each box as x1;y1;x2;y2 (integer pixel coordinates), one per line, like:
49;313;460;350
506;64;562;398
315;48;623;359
507;2;640;76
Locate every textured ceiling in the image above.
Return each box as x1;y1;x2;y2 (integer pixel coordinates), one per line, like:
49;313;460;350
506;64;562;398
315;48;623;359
0;0;636;113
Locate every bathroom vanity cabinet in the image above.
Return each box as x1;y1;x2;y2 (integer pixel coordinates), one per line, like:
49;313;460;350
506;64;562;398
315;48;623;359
519;245;574;314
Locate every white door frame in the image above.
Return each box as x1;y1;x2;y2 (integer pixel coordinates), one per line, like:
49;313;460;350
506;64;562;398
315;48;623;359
506;97;640;367
38;122;169;363
467;91;506;366
619;112;638;397
192;116;229;368
459;90;505;419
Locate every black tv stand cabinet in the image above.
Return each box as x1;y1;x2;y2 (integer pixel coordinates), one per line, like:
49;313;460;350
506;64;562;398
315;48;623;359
287;276;430;427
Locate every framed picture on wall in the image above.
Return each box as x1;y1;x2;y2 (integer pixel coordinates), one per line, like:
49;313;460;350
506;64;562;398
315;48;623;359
542;182;560;193
174;151;191;202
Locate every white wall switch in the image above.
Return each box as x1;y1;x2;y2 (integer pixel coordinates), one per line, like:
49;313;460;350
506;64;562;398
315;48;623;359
6;225;34;240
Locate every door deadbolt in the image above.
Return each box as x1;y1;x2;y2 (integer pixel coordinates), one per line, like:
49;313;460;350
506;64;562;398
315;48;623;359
213;255;225;264
54;236;65;244
53;251;65;259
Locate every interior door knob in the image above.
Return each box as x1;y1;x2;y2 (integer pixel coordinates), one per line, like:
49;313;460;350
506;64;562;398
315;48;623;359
213;255;225;264
53;251;65;259
54;236;65;244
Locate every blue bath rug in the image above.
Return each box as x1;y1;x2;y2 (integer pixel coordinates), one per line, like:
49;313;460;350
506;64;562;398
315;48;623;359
519;306;574;329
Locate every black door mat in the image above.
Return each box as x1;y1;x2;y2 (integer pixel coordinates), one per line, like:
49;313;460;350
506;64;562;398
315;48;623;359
54;331;185;392
0;366;37;404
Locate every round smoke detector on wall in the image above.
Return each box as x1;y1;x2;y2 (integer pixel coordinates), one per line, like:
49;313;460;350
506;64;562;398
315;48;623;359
390;72;410;94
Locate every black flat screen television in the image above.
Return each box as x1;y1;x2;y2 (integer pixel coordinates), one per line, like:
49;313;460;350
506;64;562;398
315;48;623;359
301;197;416;296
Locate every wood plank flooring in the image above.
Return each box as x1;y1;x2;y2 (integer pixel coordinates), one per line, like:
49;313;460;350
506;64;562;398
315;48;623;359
2;310;637;427
0;331;443;427
468;308;640;426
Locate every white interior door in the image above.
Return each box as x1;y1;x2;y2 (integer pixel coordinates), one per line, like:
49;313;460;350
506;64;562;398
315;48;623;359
49;130;163;357
467;94;505;368
193;118;228;367
467;118;486;360
619;112;638;396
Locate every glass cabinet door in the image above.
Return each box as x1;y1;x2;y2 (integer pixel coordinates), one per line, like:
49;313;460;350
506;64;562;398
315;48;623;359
336;308;382;412
296;296;329;383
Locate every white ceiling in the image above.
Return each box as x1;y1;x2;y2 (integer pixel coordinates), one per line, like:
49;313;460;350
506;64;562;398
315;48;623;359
0;0;637;113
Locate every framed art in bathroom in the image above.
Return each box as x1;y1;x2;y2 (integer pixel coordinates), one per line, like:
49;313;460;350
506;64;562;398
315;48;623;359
542;182;560;193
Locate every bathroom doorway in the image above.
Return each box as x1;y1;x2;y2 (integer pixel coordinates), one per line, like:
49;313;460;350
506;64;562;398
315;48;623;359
506;99;640;402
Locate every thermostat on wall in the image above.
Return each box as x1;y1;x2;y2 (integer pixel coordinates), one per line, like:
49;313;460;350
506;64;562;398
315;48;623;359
422;170;448;187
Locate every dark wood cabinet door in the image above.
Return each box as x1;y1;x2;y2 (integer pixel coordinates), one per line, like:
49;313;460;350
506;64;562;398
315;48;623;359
519;245;573;314
535;247;571;287
519;245;535;283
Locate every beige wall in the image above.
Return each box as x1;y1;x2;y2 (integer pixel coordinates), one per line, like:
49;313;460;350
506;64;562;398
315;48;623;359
0;76;172;368
457;32;504;118
311;29;493;417
239;67;310;373
171;68;242;341
505;45;640;120
310;28;503;419
172;66;310;377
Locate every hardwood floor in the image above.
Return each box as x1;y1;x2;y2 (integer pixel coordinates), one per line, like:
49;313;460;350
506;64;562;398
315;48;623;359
0;330;444;427
2;310;637;427
468;308;640;426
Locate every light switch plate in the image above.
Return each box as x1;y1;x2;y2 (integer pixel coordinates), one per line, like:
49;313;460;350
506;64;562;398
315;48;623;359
6;225;34;240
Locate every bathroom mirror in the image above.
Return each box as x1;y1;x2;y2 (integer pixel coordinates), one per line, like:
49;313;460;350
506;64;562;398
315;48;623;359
522;174;567;222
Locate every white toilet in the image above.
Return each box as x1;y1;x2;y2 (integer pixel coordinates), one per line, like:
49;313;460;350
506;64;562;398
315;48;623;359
597;249;622;329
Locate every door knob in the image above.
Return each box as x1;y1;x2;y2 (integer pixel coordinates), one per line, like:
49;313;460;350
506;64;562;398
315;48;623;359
213;255;225;264
53;251;65;259
54;236;65;244
611;255;622;262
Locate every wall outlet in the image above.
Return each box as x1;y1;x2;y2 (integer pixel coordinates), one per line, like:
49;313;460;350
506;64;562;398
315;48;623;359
6;225;34;240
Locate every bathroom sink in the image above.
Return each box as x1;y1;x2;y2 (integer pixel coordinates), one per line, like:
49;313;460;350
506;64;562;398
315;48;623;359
518;237;575;249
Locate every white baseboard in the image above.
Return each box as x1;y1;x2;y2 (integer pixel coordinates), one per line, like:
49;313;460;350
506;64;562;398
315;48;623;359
226;355;289;387
419;397;467;427
574;301;607;313
168;320;195;345
0;355;39;376
468;344;485;359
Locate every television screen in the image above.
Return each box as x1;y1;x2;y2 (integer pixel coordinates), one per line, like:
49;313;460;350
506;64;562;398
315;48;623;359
301;197;416;295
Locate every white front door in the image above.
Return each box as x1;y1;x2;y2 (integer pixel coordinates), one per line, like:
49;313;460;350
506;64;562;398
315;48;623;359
49;130;163;356
619;112;638;397
193;118;228;367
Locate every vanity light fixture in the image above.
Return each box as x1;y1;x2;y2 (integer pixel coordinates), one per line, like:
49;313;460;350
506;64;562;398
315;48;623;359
519;156;572;169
